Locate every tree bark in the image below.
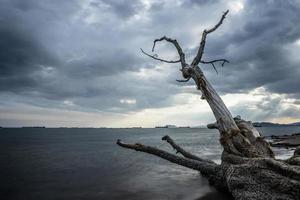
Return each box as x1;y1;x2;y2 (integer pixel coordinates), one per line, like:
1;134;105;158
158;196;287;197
117;10;300;200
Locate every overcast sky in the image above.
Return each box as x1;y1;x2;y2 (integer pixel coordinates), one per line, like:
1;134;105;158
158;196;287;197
1;0;300;127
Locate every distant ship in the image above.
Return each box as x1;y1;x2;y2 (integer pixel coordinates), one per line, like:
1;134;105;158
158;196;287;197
22;126;46;128
155;125;177;128
155;126;167;128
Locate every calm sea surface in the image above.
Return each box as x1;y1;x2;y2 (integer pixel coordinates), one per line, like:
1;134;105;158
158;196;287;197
1;127;300;200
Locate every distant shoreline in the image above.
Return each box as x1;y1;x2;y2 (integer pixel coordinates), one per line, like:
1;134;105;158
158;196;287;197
253;122;300;127
1;124;300;129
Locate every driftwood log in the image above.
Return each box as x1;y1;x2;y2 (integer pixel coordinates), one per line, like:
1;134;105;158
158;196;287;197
117;10;300;200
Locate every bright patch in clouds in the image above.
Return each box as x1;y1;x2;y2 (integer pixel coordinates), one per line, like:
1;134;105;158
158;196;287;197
228;0;245;14
63;100;75;106
120;99;137;105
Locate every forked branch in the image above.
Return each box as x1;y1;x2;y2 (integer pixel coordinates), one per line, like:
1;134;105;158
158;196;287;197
116;139;218;174
200;59;229;66
200;59;229;74
191;10;229;66
162;135;214;163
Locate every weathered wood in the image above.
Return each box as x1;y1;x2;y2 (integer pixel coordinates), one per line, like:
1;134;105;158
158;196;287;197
116;139;219;177
117;10;300;200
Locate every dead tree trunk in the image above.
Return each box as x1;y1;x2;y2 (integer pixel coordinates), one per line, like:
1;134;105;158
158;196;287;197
117;10;300;200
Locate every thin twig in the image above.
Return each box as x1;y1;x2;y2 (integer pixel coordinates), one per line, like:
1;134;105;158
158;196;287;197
200;59;229;74
140;48;180;63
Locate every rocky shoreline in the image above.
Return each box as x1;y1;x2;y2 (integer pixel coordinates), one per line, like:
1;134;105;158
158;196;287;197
266;133;300;148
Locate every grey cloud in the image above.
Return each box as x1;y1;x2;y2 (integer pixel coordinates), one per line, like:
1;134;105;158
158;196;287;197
1;0;300;123
0;0;147;104
63;49;143;78
90;0;144;18
182;0;220;7
0;16;58;92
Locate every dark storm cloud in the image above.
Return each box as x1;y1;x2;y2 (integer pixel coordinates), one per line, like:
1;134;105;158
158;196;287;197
1;0;300;117
63;49;142;78
0;6;58;92
0;0;147;111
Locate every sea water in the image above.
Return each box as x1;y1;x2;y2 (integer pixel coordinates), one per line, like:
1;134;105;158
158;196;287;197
1;127;299;200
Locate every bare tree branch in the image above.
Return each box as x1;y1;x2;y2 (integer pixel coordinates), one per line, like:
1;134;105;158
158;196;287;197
200;59;229;74
208;62;218;74
205;10;229;34
191;10;229;66
162;135;214;163
116;139;218;174
151;36;186;68
200;59;229;66
140;48;181;63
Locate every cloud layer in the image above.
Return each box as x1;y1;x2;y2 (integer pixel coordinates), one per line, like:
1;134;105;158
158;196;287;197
1;0;300;127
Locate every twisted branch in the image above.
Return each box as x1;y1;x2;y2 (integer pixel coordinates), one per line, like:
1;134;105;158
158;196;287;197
151;36;186;68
